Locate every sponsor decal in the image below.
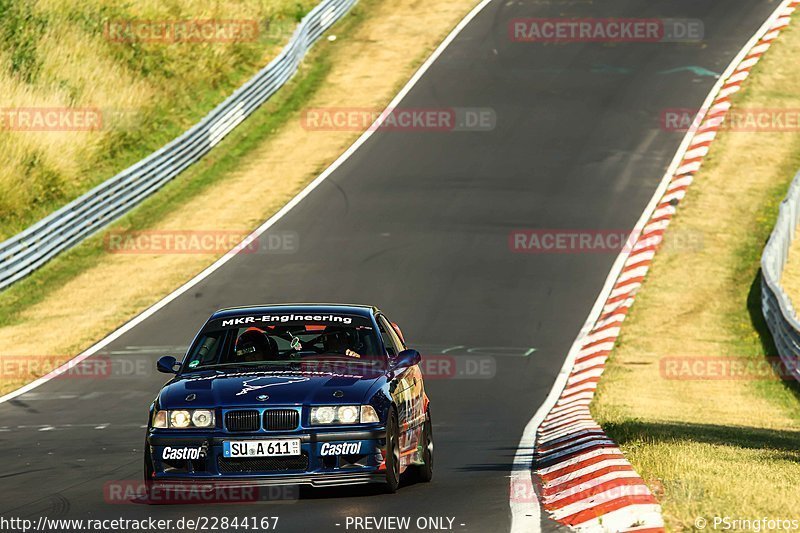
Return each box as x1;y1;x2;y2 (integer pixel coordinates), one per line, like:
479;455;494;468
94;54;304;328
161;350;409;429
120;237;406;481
162;446;205;460
182;369;364;384
235;375;309;396
319;442;363;456
221;314;354;327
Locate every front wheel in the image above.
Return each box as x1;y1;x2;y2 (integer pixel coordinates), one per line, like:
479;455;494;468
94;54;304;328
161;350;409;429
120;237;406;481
415;410;433;482
383;409;401;493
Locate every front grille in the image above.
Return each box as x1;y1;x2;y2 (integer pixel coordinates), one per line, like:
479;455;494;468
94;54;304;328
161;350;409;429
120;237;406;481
225;410;260;432
218;454;309;473
263;409;299;431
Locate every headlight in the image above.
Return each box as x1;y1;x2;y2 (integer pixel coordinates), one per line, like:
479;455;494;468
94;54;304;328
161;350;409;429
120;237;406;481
360;405;380;423
152;410;167;428
191;409;215;428
310;405;381;425
338;405;359;424
311;406;336;425
170;410;191;428
152;409;216;429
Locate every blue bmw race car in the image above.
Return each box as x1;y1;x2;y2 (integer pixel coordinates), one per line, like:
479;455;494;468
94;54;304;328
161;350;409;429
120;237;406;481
145;304;432;494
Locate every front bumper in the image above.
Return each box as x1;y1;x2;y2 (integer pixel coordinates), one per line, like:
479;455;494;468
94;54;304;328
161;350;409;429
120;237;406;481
147;428;387;487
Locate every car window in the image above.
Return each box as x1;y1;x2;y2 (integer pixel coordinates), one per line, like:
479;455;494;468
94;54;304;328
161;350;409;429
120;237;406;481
187;331;227;367
377;315;404;356
184;319;384;370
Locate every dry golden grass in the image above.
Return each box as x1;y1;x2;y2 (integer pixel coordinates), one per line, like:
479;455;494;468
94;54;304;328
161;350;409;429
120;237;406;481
0;0;478;394
592;22;800;531
0;0;318;238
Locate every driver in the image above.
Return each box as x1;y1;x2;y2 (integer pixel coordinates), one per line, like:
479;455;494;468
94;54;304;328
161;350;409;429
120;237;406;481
323;329;361;358
235;328;279;362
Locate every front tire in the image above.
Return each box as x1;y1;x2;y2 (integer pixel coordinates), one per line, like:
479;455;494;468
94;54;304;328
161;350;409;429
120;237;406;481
383;408;401;493
143;444;156;502
144;448;153;483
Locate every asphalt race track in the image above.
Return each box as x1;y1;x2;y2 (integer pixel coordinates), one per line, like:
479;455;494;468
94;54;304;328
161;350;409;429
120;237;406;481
0;1;781;531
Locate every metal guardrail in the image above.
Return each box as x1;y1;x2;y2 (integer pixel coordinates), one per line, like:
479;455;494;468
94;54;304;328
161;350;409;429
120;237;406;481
0;0;357;291
761;169;800;382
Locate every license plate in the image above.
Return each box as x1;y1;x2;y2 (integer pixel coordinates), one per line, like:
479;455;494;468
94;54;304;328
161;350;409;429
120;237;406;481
223;439;301;458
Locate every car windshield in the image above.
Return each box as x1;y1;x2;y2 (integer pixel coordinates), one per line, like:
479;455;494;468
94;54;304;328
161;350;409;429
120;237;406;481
182;317;385;372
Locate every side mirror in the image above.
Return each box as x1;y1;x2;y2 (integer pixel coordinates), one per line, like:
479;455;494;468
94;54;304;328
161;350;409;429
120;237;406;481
157;355;180;374
391;349;421;370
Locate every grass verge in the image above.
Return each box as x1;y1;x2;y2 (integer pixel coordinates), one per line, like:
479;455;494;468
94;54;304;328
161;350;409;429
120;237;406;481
0;0;321;239
0;0;479;395
591;21;800;531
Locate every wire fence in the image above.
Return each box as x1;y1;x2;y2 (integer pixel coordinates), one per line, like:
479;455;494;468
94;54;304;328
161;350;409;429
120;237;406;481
761;169;800;382
0;0;357;291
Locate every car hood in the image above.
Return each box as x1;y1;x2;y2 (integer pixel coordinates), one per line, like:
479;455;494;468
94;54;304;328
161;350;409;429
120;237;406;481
158;368;385;409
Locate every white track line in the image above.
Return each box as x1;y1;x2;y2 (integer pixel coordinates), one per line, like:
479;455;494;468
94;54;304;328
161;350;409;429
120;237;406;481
0;0;498;406
509;1;797;531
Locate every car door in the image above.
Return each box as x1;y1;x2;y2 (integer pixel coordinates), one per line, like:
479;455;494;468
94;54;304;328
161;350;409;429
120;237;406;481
377;314;425;464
